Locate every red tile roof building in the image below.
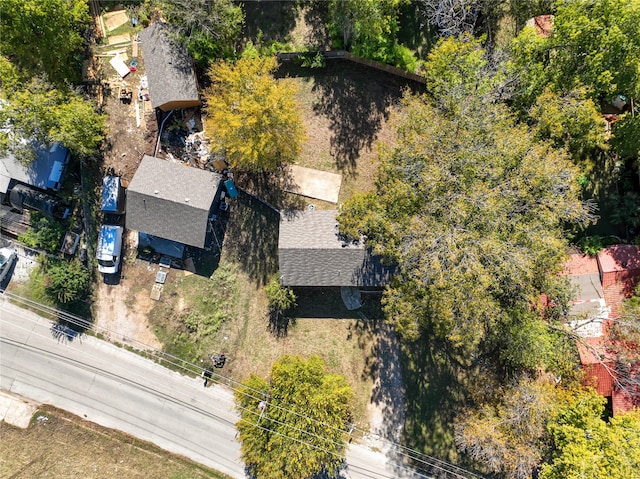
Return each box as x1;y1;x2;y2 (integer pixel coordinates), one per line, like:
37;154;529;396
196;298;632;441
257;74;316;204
563;247;639;415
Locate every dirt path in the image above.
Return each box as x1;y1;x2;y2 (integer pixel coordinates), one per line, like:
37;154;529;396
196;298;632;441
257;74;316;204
93;232;161;350
366;320;406;450
93;279;161;349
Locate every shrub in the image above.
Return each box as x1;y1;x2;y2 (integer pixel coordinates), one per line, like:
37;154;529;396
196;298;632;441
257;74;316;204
299;52;326;69
392;44;418;73
579;236;603;256
265;274;296;315
43;258;90;304
19;213;66;254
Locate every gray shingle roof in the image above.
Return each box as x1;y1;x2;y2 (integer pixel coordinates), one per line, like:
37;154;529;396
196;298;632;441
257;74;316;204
126;155;222;248
278;210;394;287
139;22;200;111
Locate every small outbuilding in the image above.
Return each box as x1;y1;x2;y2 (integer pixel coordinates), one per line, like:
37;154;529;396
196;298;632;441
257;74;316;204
597;244;640;290
278;210;394;287
139;22;201;112
126;155;222;250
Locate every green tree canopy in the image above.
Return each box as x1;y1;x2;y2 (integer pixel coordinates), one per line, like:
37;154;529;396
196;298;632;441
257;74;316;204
455;377;561;479
0;0;89;84
337;89;594;363
531;86;608;161
540;391;640;479
0;77;105;163
18;213;66;255
422;35;512;112
44;258;91;304
509;0;640;201
235;355;353;479
158;0;244;65
510;0;640;104
327;0;417;71
203;56;305;172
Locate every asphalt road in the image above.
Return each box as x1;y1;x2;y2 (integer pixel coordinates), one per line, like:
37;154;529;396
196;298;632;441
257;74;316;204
0;301;426;479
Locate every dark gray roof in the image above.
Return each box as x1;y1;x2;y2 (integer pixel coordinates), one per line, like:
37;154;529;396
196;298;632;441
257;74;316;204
139;22;200;110
1;142;70;194
278;210;394;287
126;155;222;248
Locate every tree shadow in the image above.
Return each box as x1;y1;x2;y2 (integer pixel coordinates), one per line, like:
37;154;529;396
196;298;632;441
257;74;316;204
359;319;407;448
303;1;332;49
278;60;424;173
222;187;281;286
268;310;297;338
400;336;477;470
242;0;299;45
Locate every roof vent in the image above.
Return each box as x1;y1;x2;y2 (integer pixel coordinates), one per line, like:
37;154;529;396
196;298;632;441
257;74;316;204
185;198;189;202
154;190;159;195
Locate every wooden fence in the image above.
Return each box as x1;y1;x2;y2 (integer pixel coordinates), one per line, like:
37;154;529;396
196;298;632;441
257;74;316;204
277;50;426;84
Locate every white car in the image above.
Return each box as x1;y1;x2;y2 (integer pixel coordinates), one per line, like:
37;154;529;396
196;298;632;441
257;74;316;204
0;247;17;284
96;225;124;274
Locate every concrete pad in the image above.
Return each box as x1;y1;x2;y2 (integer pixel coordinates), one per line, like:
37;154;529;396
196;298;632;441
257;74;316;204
0;390;39;428
284;165;342;204
103;10;129;32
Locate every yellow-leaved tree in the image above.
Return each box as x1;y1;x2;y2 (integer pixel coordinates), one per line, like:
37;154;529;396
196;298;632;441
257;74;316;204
203;56;305;172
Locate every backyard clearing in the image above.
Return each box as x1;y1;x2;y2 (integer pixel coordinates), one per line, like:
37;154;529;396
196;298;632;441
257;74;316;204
0;404;229;479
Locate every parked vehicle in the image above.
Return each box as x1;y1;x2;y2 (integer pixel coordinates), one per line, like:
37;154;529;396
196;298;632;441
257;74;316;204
0;246;17;284
101;176;126;216
96;225;124;274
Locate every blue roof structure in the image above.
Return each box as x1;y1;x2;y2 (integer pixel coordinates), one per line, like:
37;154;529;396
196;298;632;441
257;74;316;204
0;142;70;194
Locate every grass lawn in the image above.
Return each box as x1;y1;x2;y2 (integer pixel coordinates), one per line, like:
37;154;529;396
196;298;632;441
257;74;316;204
146;191;383;428
0;406;230;479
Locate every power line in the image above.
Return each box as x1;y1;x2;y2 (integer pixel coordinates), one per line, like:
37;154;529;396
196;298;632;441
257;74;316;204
1;293;483;479
1;326;424;479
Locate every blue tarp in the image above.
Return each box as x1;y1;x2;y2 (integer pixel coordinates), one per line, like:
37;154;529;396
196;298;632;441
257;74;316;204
224;179;238;198
138;232;185;258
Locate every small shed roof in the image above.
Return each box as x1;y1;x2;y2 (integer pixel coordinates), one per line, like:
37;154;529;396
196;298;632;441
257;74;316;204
126;155;222;248
597;244;640;273
278;210;394;287
525;14;554;37
0;142;70;194
139;22;200;111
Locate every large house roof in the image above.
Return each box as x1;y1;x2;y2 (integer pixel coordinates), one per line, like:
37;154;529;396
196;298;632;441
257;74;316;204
139;22;200;111
126;155;222;248
278;210;394;287
0;142;70;194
